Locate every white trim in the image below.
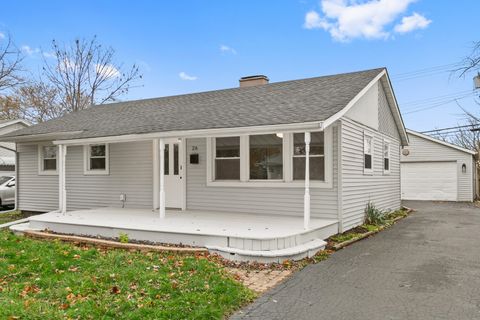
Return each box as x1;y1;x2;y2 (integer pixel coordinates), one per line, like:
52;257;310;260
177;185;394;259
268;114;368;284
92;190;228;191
0;119;31;129
380;71;409;145
205;127;333;188
37;144;59;175
52;122;324;146
406;129;477;155
363;131;374;175
337;122;344;233
322;69;409;146
283;133;293;182
323;70;385;129
58;145;67;213
383;138;391;175
2;130;84;142
83;144;110;175
153;139;159;209
159;139;165;219
212;136;241;181
181;137;187;211
304;131;311;230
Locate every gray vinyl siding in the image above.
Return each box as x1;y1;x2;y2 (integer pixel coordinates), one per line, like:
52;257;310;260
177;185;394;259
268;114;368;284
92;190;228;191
17;144;58;212
17;141;153;212
65;141;153;210
378;82;400;140
340;117;401;231
186;128;339;220
401;133;474;202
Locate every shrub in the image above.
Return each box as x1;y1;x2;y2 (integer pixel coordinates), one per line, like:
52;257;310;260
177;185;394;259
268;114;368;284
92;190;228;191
118;232;129;243
364;202;386;226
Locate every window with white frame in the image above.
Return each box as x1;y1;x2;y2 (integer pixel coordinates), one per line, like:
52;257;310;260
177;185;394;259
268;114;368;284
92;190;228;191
383;141;390;173
249;134;283;180
215;136;240;180
39;145;57;174
364;133;373;173
293;132;325;181
85;144;109;174
207;128;333;187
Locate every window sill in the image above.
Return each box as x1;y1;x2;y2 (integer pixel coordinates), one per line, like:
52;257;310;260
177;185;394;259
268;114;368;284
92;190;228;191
38;170;58;176
83;170;110;176
363;169;374;176
206;180;333;188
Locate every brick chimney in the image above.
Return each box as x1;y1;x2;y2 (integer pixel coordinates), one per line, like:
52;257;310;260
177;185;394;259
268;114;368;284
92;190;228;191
239;75;269;87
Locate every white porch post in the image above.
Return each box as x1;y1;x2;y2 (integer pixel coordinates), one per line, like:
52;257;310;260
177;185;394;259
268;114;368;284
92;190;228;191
153;139;160;209
159;139;166;219
58;144;67;214
304;132;311;229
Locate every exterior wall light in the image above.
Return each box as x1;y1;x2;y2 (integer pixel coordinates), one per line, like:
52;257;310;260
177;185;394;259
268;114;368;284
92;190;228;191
462;163;467;173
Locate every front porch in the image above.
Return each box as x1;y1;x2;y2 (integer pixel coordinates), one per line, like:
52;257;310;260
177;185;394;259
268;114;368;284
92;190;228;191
14;208;338;263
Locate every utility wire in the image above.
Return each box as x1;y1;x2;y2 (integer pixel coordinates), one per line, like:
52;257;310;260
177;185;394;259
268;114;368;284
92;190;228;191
401;90;474;108
402;95;473;115
391;62;461;82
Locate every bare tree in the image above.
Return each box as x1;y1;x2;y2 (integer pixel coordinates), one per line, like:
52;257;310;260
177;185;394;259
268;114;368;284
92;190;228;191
0;33;24;94
42;36;142;113
449;117;480;151
456;41;480;77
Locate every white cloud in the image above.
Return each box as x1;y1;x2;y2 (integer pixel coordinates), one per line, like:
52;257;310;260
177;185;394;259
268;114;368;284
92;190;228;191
303;0;430;41
0;32;5;40
21;45;40;55
43;51;56;58
95;64;120;78
179;71;197;81
394;12;431;33
220;44;237;54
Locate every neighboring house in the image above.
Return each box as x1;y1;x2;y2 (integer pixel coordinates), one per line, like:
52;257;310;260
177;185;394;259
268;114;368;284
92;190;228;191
401;129;476;202
0;119;31;176
2;68;408;262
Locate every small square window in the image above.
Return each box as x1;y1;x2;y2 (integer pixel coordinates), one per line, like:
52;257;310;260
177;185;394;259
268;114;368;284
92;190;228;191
85;144;109;175
38;145;58;174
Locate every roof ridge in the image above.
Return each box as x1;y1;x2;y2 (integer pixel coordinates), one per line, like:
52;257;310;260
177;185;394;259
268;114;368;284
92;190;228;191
91;67;387;109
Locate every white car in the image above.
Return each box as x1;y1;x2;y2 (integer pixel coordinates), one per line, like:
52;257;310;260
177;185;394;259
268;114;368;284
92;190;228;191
0;176;15;207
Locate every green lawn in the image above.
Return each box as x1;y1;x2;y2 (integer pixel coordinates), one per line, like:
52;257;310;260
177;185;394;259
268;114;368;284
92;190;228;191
0;211;29;225
0;230;254;319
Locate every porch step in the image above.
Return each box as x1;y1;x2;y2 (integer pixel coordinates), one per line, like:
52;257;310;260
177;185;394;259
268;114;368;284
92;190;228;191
227;220;337;251
9;222;40;235
207;238;327;263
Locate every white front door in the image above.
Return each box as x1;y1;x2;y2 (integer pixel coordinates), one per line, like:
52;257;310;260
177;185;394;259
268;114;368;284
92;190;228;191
163;139;183;208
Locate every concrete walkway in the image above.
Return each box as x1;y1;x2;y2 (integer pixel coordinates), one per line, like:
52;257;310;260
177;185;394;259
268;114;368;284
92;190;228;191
233;201;480;320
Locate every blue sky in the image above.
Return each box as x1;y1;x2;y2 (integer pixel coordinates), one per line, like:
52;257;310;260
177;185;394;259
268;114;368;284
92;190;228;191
1;0;479;132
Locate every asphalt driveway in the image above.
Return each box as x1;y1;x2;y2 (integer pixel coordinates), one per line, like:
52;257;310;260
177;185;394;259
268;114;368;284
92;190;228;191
233;201;480;320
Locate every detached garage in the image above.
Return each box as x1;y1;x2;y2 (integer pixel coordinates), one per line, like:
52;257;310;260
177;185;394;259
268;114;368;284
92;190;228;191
401;130;476;202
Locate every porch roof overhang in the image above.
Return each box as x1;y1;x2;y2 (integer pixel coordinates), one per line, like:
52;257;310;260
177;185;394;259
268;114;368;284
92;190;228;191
47;121;325;146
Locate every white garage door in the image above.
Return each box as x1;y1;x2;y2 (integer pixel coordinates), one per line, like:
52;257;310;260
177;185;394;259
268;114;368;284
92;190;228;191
401;161;457;201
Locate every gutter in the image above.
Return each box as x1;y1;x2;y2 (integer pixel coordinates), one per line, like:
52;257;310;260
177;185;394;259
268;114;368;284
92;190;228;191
51;121;325;146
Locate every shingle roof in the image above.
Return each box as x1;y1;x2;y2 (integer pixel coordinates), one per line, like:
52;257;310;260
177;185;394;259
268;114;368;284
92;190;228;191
3;68;385;141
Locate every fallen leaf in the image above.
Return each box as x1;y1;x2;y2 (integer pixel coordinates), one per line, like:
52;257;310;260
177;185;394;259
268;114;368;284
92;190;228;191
68;266;79;272
59;303;69;310
110;286;121;294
